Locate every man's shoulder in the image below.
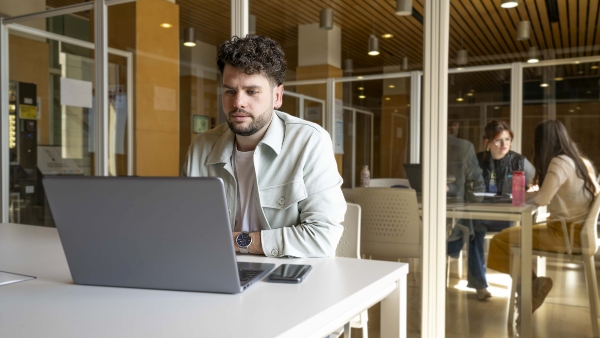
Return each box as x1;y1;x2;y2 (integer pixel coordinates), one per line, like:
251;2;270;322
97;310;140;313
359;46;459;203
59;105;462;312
276;110;328;136
191;123;229;145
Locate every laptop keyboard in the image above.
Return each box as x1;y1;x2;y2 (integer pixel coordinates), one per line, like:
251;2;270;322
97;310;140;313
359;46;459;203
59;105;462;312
239;269;263;282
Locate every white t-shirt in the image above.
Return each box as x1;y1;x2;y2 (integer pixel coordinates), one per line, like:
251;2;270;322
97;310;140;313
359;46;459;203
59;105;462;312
233;145;261;233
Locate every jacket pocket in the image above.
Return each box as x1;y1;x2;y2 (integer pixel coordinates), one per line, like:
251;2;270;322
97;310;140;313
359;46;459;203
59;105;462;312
259;181;307;210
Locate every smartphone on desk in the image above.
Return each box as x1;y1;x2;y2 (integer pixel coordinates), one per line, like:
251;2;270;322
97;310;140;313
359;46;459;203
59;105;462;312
266;264;312;283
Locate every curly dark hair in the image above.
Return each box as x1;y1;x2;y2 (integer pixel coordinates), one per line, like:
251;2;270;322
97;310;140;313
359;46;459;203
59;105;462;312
217;35;286;87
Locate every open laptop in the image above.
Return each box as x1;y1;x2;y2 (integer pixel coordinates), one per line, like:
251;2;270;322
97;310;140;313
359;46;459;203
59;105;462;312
403;163;422;193
42;176;275;294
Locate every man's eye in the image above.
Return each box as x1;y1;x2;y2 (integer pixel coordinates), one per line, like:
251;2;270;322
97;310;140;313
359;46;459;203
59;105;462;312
226;90;236;95
248;90;257;95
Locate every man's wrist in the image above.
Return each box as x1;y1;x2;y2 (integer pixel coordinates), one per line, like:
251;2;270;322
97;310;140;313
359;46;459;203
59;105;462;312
232;231;263;255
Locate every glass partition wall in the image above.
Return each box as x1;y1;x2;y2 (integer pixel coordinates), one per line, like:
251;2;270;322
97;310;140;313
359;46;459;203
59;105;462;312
3;7;134;227
3;1;600;337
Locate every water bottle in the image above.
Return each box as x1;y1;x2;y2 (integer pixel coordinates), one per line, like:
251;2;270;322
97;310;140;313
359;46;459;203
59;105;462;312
360;165;370;187
511;171;525;206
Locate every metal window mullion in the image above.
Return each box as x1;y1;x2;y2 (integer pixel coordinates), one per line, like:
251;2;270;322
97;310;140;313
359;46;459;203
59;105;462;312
510;63;523;155
410;70;421;164
0;20;9;222
94;0;108;176
421;0;450;337
352;109;356;188
127;52;134;176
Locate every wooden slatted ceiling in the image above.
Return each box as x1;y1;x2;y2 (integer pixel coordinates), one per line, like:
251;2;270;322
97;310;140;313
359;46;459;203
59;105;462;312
44;0;600;95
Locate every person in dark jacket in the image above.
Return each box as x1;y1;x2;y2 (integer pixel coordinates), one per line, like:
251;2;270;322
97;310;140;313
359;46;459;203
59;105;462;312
448;120;534;300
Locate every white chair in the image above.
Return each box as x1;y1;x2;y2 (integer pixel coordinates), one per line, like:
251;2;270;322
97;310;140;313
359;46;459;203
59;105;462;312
353;188;421;278
507;195;600;336
329;203;369;338
369;178;411;188
342;188;354;203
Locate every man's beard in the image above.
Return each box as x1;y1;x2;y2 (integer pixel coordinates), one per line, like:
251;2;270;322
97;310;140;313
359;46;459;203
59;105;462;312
226;108;272;136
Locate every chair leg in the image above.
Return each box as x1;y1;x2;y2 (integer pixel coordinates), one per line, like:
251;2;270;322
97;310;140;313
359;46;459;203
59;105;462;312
536;256;547;276
360;310;369;338
457;249;463;279
583;256;600;337
343;322;352;338
507;249;521;326
446;256;451;288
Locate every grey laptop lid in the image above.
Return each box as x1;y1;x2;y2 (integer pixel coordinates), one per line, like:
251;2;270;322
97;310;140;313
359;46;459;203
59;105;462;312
43;176;274;294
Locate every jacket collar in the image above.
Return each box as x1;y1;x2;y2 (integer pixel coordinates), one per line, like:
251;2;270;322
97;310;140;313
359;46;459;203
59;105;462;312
205;111;284;165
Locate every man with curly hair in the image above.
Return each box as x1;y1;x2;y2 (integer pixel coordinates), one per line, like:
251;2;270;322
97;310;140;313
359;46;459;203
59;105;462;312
183;35;346;258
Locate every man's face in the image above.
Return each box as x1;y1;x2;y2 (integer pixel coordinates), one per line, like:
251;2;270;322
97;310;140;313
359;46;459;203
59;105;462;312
222;64;283;137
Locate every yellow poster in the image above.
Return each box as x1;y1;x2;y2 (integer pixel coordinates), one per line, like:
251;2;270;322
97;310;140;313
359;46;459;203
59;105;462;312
20;104;37;120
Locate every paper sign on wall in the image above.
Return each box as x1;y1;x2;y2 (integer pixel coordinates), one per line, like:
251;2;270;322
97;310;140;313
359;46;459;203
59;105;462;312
60;78;93;108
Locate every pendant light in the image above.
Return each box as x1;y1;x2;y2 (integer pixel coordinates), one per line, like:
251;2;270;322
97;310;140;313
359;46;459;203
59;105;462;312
320;8;333;30
527;46;540;63
344;58;353;73
456;38;468;66
456;91;464;102
396;0;412;16
516;20;530;41
554;67;564;81
249;15;256;35
540;70;549;88
501;0;518;8
401;57;409;71
368;34;379;56
183;27;196;47
358;88;366;99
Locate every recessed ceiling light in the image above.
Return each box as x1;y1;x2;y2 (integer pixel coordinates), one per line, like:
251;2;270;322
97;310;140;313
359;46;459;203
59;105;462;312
357;76;363;79
456;97;464;102
569;109;575;113
385;97;391;101
467;92;473;97
381;33;393;39
494;106;500;110
358;86;364;90
160;23;173;28
388;85;395;89
358;94;366;99
591;65;599;69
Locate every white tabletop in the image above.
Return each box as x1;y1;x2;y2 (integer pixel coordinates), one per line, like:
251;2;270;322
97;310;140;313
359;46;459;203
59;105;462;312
0;223;408;338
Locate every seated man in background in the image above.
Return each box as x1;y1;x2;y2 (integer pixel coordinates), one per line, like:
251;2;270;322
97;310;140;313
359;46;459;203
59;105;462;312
446;115;486;294
183;35;345;258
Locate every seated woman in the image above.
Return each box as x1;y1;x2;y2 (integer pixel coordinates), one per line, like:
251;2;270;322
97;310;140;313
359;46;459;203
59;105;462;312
451;120;535;301
487;120;599;320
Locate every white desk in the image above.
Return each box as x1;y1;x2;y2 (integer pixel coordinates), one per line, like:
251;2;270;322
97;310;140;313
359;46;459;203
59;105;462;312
0;223;408;338
446;202;537;337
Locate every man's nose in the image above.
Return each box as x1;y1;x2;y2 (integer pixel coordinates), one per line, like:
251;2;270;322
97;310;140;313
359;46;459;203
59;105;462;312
233;93;246;109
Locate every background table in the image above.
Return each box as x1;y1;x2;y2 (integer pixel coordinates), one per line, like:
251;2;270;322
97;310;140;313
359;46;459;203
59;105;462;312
446;202;537;337
0;223;408;338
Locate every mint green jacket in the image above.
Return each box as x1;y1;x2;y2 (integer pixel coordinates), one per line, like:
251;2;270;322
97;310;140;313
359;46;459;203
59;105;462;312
183;111;346;258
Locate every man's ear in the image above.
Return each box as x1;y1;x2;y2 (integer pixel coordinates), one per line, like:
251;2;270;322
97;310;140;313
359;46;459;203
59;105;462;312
273;85;284;109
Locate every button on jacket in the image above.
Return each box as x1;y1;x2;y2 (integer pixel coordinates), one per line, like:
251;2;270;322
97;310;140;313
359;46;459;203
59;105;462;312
183;111;346;257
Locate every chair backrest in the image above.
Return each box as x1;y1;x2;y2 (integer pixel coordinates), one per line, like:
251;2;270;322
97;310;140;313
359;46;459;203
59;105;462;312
353;187;421;260
336;203;361;259
580;195;600;257
369;178;411;188
342;188;354;203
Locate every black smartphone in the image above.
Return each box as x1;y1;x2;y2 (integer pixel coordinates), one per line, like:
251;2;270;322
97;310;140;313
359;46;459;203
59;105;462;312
266;264;312;283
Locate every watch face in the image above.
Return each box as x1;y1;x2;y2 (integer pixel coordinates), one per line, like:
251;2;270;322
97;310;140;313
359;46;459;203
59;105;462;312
236;232;252;247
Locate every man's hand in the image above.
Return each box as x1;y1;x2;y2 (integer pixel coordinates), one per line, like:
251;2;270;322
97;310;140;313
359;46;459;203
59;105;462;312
232;231;264;255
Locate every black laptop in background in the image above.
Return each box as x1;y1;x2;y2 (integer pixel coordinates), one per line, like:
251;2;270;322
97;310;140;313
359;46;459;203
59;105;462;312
43;176;275;294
